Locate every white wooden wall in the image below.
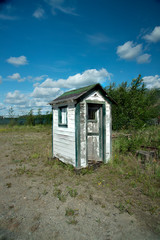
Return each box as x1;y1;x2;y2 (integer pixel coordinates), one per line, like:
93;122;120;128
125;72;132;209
53;103;76;166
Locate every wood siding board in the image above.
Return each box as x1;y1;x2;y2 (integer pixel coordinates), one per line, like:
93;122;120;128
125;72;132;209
102;104;106;163
75;103;80;168
54;131;75;137
54;139;75;146
86;100;105;104
80;102;87;167
54;145;75;156
86;102;88;166
53;104;76;164
53;135;75;141
54;152;75;166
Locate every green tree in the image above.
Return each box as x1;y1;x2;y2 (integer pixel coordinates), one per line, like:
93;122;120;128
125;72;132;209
8;107;16;126
105;75;159;130
26;109;35;126
37;108;43;124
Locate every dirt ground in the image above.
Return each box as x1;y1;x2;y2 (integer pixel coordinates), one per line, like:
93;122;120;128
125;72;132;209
0;126;160;240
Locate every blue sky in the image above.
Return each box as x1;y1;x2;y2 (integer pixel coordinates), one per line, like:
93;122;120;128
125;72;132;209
0;0;160;116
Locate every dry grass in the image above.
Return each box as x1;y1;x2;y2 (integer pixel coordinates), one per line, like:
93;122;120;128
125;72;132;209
0;124;160;234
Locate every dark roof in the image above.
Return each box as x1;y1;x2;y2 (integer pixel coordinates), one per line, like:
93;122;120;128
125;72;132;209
49;83;115;105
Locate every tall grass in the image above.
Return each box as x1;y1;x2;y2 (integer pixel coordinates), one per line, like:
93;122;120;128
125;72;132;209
111;125;160;198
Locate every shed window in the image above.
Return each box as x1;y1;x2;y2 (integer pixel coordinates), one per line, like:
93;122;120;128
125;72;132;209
88;108;97;120
58;106;67;127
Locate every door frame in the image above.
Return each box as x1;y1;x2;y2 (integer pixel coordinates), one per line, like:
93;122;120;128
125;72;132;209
86;100;106;165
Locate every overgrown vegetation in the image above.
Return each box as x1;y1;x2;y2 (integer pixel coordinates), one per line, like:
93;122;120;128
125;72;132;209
110;125;160;199
105;75;160;130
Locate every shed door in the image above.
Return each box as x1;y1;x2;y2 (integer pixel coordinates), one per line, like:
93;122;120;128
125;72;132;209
87;103;103;162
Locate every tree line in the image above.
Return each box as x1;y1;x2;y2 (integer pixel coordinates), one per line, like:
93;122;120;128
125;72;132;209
1;108;53;126
105;75;160;130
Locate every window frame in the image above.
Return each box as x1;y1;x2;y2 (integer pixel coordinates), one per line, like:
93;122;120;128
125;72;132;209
58;106;68;127
87;105;98;122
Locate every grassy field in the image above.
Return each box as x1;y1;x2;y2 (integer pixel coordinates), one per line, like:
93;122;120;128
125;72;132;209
0;124;160;239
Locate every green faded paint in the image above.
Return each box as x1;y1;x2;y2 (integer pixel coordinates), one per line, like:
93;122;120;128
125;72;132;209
102;104;106;163
87;132;99;136
86;100;105;104
61;84;97;97
75;103;80;168
58;106;68;128
99;107;102;159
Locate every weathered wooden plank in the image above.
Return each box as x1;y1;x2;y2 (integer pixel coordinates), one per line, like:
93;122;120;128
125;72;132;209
54;133;75;140
86;90;105;102
54;152;75;165
54;146;75;159
54;138;75;145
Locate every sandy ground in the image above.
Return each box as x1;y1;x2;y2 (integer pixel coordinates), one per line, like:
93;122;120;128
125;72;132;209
0;127;160;240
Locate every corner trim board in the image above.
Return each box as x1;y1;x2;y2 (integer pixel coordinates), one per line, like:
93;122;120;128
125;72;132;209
75;103;80;168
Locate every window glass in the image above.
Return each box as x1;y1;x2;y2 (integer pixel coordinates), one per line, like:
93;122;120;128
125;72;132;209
88;108;97;120
59;106;67;126
61;108;67;124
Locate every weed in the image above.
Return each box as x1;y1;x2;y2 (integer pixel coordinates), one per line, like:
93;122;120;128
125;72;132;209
54;188;66;202
115;202;126;213
15;166;34;177
65;208;79;216
149;206;158;215
42;189;48;195
89;194;93;200
96;218;101;224
66;218;78;225
6;183;12;188
67;186;78;198
130;180;137;188
31;153;39;159
54;181;63;187
12;159;24;164
15;166;26;175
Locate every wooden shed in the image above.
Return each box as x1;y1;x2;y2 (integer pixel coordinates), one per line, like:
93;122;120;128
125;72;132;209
49;83;114;168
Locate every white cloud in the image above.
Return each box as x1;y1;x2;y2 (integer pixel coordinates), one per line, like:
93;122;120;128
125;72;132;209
34;75;48;81
6;56;28;66
40;68;111;89
137;54;151;64
8;73;20;80
0;14;17;20
0;103;5;110
117;41;142;60
117;41;151;64
143;75;160;89
143;26;160;43
31;87;61;98
45;0;77;16
87;33;110;45
5;90;28;105
0;76;2;84
8;73;25;82
0;4;17;20
33;7;45;19
3;68;112;116
33;83;40;88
